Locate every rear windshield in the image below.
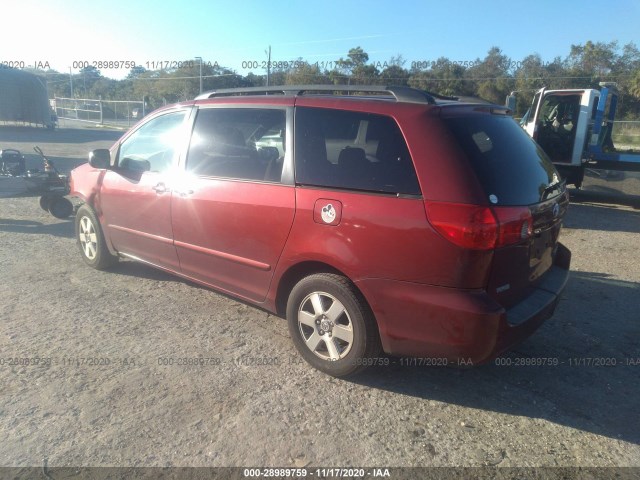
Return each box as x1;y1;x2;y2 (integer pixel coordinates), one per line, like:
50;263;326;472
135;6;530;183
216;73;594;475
443;114;561;205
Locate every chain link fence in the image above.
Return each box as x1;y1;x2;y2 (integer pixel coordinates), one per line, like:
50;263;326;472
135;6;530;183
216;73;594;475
53;97;146;128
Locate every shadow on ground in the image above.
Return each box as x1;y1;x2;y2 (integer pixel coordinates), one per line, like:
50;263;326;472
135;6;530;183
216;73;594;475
570;188;640;210
113;261;185;283
0;218;74;238
350;270;640;445
564;201;640;233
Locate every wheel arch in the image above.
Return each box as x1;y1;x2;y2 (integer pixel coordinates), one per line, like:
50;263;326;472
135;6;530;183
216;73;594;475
280;264;383;376
274;261;373;320
75;202;118;257
75;203;119;269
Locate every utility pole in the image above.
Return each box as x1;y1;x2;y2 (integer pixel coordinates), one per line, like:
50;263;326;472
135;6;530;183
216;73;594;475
265;46;271;86
69;67;73;98
195;56;203;94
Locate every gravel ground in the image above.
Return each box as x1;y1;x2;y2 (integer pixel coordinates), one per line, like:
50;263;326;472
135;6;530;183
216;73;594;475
0;125;639;468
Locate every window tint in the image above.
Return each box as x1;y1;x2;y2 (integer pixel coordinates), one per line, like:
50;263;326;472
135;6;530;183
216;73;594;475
365;118;384;142
118;111;187;173
186;108;286;182
443;114;561;205
294;108;420;195
323;112;360;140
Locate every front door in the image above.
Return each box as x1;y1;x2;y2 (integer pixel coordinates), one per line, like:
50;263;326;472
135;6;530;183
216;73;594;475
99;109;191;270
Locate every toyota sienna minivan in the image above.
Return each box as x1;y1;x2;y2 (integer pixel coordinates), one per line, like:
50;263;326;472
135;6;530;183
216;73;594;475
70;85;571;376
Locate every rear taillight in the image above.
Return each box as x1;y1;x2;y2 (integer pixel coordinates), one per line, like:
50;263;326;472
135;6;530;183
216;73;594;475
426;202;532;250
493;206;533;247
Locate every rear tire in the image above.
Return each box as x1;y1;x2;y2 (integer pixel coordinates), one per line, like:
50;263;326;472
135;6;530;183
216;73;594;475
286;273;381;377
75;205;118;270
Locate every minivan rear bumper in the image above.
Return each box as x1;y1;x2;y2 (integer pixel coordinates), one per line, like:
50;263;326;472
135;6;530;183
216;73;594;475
356;243;571;365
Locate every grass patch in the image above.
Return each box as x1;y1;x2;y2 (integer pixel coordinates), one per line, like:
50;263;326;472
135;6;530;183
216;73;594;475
613;123;640;148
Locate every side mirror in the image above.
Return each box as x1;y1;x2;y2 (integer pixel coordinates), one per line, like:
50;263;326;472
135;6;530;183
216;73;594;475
88;149;111;169
506;94;517;113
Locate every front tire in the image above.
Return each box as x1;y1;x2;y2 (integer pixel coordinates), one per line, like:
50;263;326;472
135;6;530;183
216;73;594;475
75;205;118;270
286;273;381;377
39;196;52;212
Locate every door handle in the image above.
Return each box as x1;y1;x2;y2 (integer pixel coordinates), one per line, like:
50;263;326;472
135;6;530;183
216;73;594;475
174;188;194;197
152;183;167;194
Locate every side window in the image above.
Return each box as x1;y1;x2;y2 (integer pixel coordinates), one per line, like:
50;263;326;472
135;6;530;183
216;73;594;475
118;111;187;173
186;108;286;182
294;107;420;195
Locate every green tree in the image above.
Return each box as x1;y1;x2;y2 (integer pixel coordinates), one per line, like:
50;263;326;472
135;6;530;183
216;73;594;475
37;41;640;120
565;40;618;80
266;66;287;86
379;55;409;86
512;54;550;116
89;78;118;100
465;47;513;103
129;60;245;105
346;47;369;68
78;66;102;96
127;65;148;79
244;72;264;87
614;42;640;118
329;46;372;84
409;57;470;96
350;64;380;85
380;65;409;86
285;61;330;85
42;70;73;98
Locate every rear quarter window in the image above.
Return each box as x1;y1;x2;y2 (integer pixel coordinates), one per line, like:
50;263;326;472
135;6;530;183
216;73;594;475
443;113;560;205
294;107;420;195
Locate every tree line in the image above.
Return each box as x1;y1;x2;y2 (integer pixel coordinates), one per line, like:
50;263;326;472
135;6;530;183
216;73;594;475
39;41;640;118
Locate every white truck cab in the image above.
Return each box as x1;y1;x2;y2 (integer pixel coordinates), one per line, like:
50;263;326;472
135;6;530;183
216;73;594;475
509;83;639;187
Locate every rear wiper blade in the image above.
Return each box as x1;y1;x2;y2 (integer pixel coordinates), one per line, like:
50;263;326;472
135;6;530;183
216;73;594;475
542;179;566;199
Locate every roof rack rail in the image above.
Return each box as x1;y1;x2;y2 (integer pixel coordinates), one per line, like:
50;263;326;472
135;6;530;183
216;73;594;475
194;85;437;104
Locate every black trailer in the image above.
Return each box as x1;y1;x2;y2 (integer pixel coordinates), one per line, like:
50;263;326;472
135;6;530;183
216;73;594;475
0;67;56;129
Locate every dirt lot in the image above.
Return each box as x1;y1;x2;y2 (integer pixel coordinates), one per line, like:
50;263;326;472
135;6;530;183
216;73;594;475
0;125;639;469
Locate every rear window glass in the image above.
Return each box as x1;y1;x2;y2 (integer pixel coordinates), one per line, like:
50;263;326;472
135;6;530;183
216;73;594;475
294;107;420;195
443;114;561;205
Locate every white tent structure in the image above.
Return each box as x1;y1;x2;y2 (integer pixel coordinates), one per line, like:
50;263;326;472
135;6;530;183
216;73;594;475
0;68;54;128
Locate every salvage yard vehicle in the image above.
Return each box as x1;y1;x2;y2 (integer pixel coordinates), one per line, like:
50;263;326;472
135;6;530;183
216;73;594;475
507;82;640;187
0;146;74;218
70;85;571;377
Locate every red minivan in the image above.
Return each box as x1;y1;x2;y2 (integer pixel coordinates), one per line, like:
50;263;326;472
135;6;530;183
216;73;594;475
70;86;570;377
